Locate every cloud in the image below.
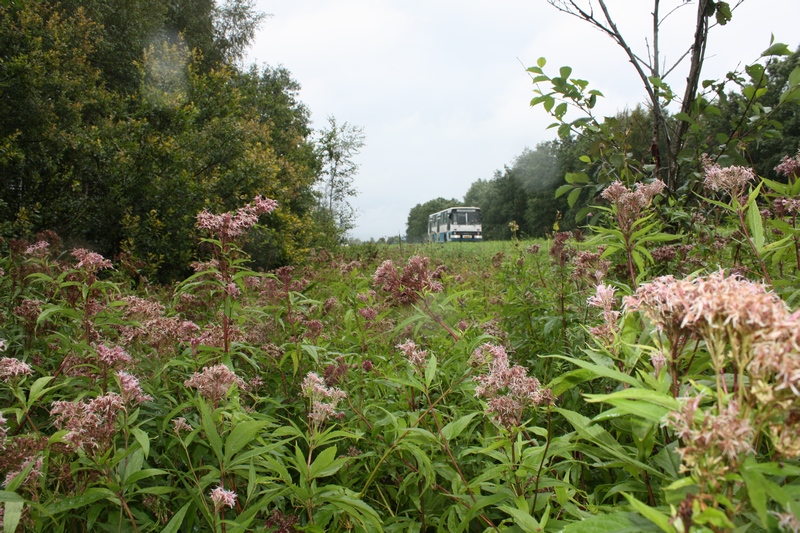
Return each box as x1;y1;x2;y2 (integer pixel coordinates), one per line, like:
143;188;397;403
248;0;800;240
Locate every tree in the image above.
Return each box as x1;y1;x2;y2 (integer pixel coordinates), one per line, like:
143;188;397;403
0;1;329;281
405;197;461;243
314;116;366;245
538;0;741;191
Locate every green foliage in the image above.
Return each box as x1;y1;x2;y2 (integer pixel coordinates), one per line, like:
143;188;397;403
0;1;329;282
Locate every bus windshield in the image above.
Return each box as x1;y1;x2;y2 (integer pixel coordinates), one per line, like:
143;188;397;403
454;211;479;225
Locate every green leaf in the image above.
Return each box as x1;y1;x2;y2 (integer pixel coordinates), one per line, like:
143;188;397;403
746;201;765;252
567;187;581;208
224;420;271;463
199;399;223;463
499;505;541;533
762;42;792;57
537;57;546;68
563;512;658;532
45;488;116;515
309;446;338;480
131;427;150;458
555;184;574;199
0;492;24;504
160;502;191;533
441;413;479;441
546;355;642;389
424;354;437;387
741;457;768;528
549;369;595;397
4;501;24;533
623;493;674;532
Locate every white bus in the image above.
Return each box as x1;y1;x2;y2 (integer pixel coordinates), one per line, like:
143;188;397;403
428;207;482;242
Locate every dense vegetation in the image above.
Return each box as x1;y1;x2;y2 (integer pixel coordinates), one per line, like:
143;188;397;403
0;0;362;283
3;155;800;531
3;0;800;532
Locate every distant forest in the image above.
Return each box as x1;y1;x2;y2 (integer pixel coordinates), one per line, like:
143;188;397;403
406;48;800;243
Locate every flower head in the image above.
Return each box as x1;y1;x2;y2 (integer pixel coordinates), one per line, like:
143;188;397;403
184;365;246;405
702;158;756;198
0;357;33;381
209;486;237;511
301;372;346;426
196;196;278;242
71;248;112;272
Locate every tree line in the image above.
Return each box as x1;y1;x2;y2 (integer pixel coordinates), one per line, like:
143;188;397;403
0;0;362;282
406;47;799;243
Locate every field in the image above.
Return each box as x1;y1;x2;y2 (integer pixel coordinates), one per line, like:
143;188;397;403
3;184;800;532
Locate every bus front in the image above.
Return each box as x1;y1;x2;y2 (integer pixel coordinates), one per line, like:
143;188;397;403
449;208;482;242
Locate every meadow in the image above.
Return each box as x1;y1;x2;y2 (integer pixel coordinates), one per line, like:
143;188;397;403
3;164;800;532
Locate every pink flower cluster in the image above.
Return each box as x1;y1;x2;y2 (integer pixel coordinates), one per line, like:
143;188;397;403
195;195;278;241
71;248;113;272
184;365;246;405
209;486;237;511
473;344;553;430
301;372;346;425
373;255;444;304
24;241;49;258
775;150;800;180
702;157;755;198
396;340;428;371
0;357;33;381
51;393;125;453
666;398;753;486
117;371;152;404
600;179;665;233
96;344;132;369
587;284;620;347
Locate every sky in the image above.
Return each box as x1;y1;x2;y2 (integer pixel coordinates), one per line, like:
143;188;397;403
245;1;800;241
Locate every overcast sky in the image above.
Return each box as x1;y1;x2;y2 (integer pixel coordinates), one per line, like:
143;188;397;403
245;1;800;241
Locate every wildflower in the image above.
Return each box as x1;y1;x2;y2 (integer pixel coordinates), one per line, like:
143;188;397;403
96;344;132;369
24;241;49;257
0;357;33;381
702;158;756;198
358;307;377;321
396;340;428;370
0;412;7;443
196;195;278;242
0;339;5;352
473;344;552;430
322;297;339;314
3;456;43;490
224;282;241;298
301;372;346;426
666;398;753;487
117;371;152;404
651;352;667;379
184;365;246;405
323;356;350;386
71;248;113;272
172;417;192;434
572;249;610;283
601;180;665;234
373;256;444;304
209;486;237;511
775;511;800;533
775;149;800;180
51;393;125;453
587;284;620;347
